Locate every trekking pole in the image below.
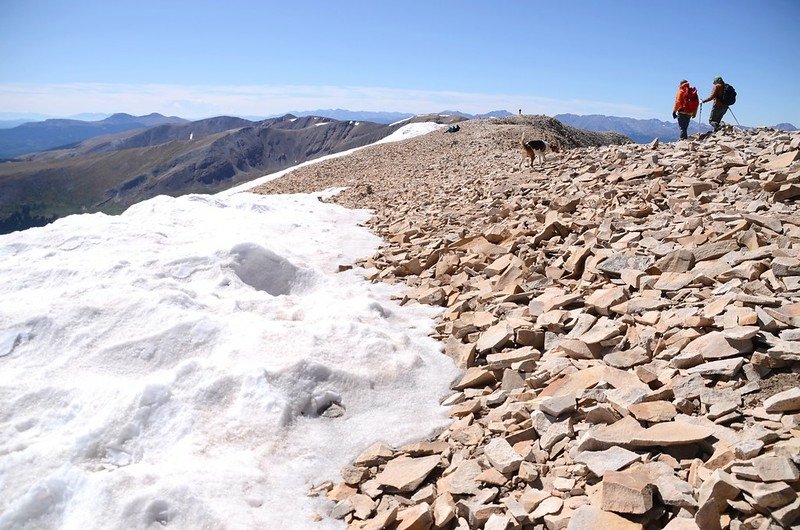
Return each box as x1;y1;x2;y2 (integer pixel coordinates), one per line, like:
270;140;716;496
727;107;741;127
697;104;703;135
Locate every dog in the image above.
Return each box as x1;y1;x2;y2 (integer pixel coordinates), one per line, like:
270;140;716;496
519;133;560;168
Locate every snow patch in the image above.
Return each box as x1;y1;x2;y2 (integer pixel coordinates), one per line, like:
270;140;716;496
221;122;443;194
0;191;459;529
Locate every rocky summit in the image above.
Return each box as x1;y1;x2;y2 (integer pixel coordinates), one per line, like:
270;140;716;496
252;115;800;530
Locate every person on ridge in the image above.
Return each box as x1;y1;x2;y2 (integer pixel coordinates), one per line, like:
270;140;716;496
672;80;698;140
702;76;728;132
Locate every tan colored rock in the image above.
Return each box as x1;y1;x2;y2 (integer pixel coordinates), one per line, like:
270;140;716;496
342;465;372;485
539;395;577;418
358;505;398;530
453;367;496;390
539;365;648;399
578;316;625;344
417;286;446;306
484;437;523;474
601;469;654;514
476;321;514;353
585;286;628;315
567;504;643;530
351;493;377;520
630;421;715;447
765;149;800;169
327;482;357;502
681;331;752;360
437;459;482;496
752;455;800;482
431;493;456;528
653;473;697;509
485;346;540;370
573;446;642;477
580;416;645;451
628;401;677;422
530;495;563;520
653;249;695;273
475;467;507;486
484;513;513;530
697;470;740;514
604;347;650;369
396;502;433;530
764;387;800;413
354;442;395;467
401;440;449;457
654;271;696;291
735;479;797;508
693;499;722;530
685;357;743;378
375;455;441;492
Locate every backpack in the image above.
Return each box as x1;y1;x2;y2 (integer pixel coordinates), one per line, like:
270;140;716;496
722;83;737;106
680;85;700;115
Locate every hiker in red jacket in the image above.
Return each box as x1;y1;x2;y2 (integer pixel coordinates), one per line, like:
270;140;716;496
672;80;699;140
703;76;728;132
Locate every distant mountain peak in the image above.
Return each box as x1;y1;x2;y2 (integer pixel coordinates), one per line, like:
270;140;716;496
555;113;798;143
106;113;136;120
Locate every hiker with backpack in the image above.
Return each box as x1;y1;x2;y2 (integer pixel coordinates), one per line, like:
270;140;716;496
702;76;736;132
672;80;699;140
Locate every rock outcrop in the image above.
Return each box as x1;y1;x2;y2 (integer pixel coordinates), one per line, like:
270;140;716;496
253;116;800;529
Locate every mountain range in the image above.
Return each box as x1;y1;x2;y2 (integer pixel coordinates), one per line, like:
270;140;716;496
554;113;797;143
0;113;463;234
274;109;513;124
0;113;188;159
1;108;796;234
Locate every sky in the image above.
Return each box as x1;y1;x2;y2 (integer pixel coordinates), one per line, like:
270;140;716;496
1;0;799;126
0;125;459;528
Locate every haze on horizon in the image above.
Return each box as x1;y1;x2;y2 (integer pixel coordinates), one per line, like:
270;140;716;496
1;1;798;127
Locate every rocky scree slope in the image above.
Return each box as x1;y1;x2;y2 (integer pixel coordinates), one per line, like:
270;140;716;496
253;117;800;530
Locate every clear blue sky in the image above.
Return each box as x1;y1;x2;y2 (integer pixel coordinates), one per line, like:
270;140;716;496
1;0;798;126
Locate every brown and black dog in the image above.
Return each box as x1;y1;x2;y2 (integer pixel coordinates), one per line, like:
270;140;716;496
519;133;560;168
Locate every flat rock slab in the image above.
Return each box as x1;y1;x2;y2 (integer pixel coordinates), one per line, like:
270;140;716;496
567;504;644;530
476;321;514;353
685;357;744;378
631;421;715;447
764;387;800;413
574;446;642;476
752;455;800;482
539;365;648;398
375;455;441;492
597;255;654;276
453;366;496;390
582;416;646;450
682;331;752;360
539;394;577;417
629;401;678;422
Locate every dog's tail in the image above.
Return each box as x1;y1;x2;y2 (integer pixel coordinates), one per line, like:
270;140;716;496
520;132;526;147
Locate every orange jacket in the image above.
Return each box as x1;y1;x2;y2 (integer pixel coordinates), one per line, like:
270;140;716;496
673;82;697;117
703;82;725;106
